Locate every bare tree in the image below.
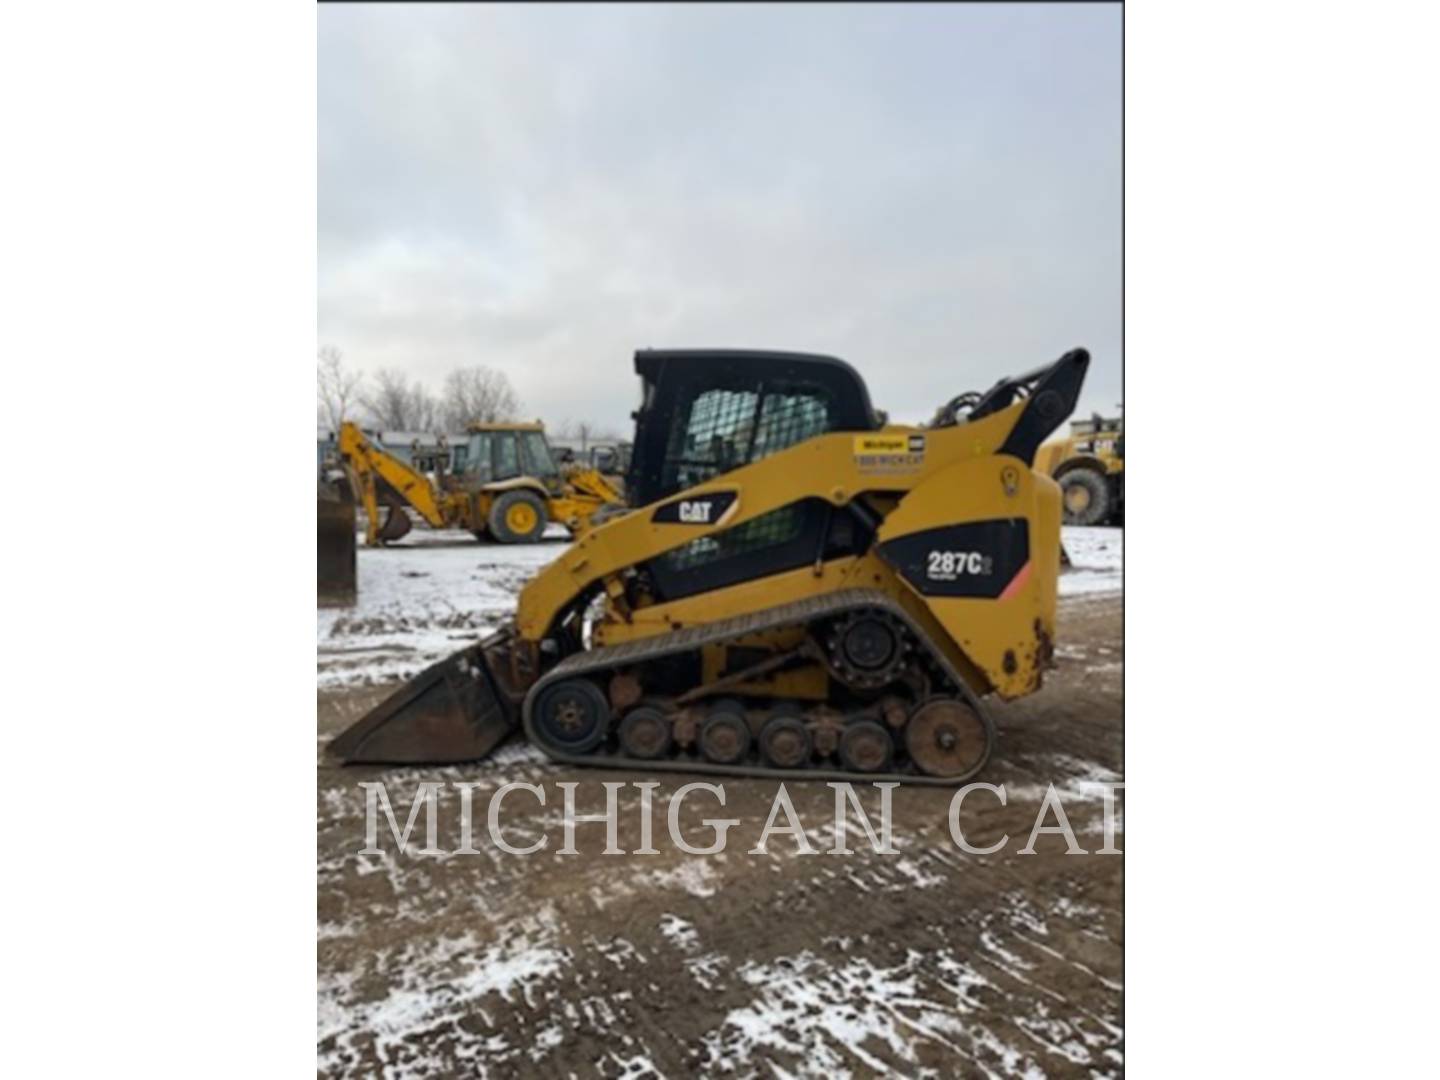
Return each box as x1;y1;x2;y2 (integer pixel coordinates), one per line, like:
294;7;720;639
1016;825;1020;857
361;368;439;432
316;345;363;433
554;418;621;452
438;365;522;430
571;420;596;453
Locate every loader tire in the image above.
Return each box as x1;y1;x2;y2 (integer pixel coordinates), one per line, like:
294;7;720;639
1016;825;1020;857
487;490;548;544
1060;468;1110;526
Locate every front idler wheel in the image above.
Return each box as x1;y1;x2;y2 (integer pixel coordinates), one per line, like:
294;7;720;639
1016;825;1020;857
905;699;991;778
533;679;611;753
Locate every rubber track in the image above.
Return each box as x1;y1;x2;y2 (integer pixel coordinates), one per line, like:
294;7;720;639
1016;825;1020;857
522;587;997;787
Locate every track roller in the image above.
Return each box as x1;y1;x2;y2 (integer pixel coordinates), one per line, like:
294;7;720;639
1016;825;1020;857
699;700;751;765
759;714;811;769
618;704;672;760
839;720;894;772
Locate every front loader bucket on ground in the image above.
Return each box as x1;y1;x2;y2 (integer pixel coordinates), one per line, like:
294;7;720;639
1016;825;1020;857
376;486;414;544
328;638;519;764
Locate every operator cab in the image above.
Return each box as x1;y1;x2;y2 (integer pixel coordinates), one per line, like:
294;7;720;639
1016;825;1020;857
627;349;880;508
457;425;562;491
624;349;883;602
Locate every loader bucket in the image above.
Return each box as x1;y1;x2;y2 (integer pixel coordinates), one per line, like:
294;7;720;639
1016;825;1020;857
318;483;357;607
328;638;519;764
376;486;414;544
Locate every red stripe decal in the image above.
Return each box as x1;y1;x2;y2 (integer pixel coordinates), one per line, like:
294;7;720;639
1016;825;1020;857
998;560;1032;601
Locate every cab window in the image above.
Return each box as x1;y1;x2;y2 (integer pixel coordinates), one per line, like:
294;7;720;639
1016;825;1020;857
520;431;558;478
494;433;521;480
464;433;493;481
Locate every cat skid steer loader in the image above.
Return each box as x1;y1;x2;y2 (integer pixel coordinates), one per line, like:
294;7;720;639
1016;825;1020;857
338;421;623;546
330;347;1090;784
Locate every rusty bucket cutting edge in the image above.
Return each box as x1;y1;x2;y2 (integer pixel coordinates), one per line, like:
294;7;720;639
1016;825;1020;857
327;639;519;764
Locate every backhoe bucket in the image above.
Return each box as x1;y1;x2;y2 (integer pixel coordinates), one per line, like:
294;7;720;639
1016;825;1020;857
327;636;519;764
376;486;414;544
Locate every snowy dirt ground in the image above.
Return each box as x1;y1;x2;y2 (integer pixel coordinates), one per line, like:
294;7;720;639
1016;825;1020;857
318;527;1123;1077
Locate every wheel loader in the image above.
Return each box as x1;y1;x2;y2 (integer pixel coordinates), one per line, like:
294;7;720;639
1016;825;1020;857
1034;412;1123;526
330;347;1090;785
338;421;624;546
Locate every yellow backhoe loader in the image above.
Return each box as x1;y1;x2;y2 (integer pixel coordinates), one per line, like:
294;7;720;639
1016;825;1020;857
330;347;1090;784
338;421;624;546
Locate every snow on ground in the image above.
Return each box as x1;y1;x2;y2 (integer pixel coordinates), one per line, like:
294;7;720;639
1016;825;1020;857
316;908;572;1078
316;527;568;690
318;526;1122;689
1059;526;1122;596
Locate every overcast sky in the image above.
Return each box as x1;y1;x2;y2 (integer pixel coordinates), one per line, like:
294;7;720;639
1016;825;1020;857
320;3;1120;432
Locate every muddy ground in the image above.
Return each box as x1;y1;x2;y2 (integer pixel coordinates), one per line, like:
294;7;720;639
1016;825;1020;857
318;591;1123;1078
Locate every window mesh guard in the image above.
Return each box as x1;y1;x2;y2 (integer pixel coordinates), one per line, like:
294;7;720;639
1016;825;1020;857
664;388;758;493
663;386;834;494
752;391;831;459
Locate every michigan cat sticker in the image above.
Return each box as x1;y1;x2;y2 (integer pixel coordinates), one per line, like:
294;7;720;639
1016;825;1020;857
854;433;925;473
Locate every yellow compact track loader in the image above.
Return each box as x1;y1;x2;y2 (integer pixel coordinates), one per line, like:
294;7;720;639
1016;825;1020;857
338;421;624;546
1034;413;1123;526
330;347;1090;785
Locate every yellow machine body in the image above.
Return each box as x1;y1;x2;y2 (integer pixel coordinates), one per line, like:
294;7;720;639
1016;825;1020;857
330;347;1091;785
519;410;1060;699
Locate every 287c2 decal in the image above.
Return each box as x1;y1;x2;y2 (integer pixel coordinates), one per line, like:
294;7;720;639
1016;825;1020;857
925;550;995;580
878;519;1029;598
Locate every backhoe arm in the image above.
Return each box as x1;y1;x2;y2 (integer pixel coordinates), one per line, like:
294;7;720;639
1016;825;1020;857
564;465;623;508
337;422;453;545
551;465;627;535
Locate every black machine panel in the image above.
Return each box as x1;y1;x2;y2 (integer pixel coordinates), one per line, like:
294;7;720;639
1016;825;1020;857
644;498;876;602
877;519;1031;599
